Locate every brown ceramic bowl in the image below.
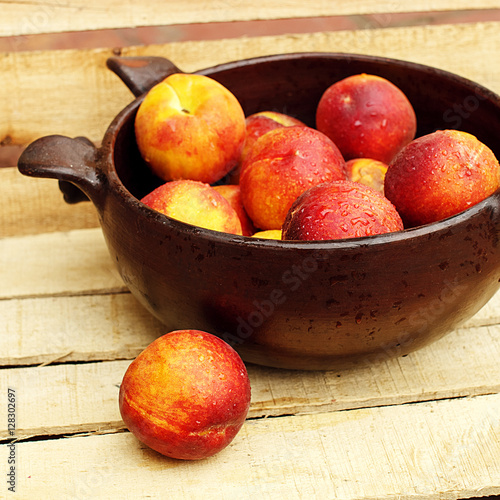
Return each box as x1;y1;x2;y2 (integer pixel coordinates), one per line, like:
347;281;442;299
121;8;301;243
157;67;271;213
18;53;500;370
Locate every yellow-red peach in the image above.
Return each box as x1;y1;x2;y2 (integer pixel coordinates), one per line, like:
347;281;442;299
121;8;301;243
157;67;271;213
135;73;246;184
251;229;282;240
242;111;306;163
345;157;388;194
213;184;256;236
384;129;500;227
119;330;251;460
282;180;403;241
141;179;243;235
239;126;346;230
227;111;306;184
316;73;417;164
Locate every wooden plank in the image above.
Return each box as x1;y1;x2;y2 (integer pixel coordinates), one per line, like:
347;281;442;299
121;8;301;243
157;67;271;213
2;1;498;37
2;316;499;439
0;167;100;238
0;360;128;440
2;22;500;148
0;294;165;366
3;393;500;499
0;228;126;300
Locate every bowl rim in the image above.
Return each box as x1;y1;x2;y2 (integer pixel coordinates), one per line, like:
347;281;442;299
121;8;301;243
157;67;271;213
102;51;500;251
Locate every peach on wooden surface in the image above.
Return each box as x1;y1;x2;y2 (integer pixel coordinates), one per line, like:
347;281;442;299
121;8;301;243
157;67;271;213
135;73;246;184
213;184;256;236
239;126;346;230
384;129;500;227
119;330;251;460
316;73;417;164
282;180;404;241
345;157;388;193
141;179;243;235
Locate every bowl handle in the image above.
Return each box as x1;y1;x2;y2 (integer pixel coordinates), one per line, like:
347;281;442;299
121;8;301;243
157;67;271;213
17;135;105;208
106;56;183;97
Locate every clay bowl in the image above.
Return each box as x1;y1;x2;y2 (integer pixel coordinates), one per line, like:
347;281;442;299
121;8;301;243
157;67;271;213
18;53;500;370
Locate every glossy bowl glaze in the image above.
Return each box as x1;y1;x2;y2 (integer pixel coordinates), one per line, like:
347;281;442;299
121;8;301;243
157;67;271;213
18;53;500;370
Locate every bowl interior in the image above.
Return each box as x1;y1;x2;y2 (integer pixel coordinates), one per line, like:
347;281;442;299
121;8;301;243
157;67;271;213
112;53;500;202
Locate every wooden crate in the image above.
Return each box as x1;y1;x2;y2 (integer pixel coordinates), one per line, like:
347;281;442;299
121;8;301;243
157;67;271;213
2;2;500;498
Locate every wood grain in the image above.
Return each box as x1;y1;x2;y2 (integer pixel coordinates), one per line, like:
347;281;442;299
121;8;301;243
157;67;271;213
0;294;165;366
0;228;126;300
2;22;500;148
3;393;499;499
2;0;499;36
0;167;100;237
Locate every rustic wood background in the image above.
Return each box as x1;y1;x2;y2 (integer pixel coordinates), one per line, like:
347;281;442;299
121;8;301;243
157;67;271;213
2;2;500;498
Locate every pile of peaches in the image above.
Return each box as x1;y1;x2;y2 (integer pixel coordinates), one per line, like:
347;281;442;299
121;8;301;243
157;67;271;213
135;71;500;241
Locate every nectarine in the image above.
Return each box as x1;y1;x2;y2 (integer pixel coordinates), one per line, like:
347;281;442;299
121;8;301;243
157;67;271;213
213;184;256;236
141;179;243;235
282;180;404;241
316;73;417;164
251;229;282;240
384;129;500;227
135;73;246;184
241;111;306;164
226;111;307;184
345;157;388;194
119;330;251;460
240;126;346;230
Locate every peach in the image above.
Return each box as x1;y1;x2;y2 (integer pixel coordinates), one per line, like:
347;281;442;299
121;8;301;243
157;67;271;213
135;73;246;184
119;330;251;460
239;126;346;230
282;180;404;241
141;179;242;235
384;129;500;227
213;184;256;236
242;111;306;163
226;111;306;184
316;73;417;163
251;229;282;240
345;157;388;193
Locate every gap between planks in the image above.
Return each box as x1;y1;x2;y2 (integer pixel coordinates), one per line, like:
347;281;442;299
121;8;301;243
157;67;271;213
3;0;499;37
